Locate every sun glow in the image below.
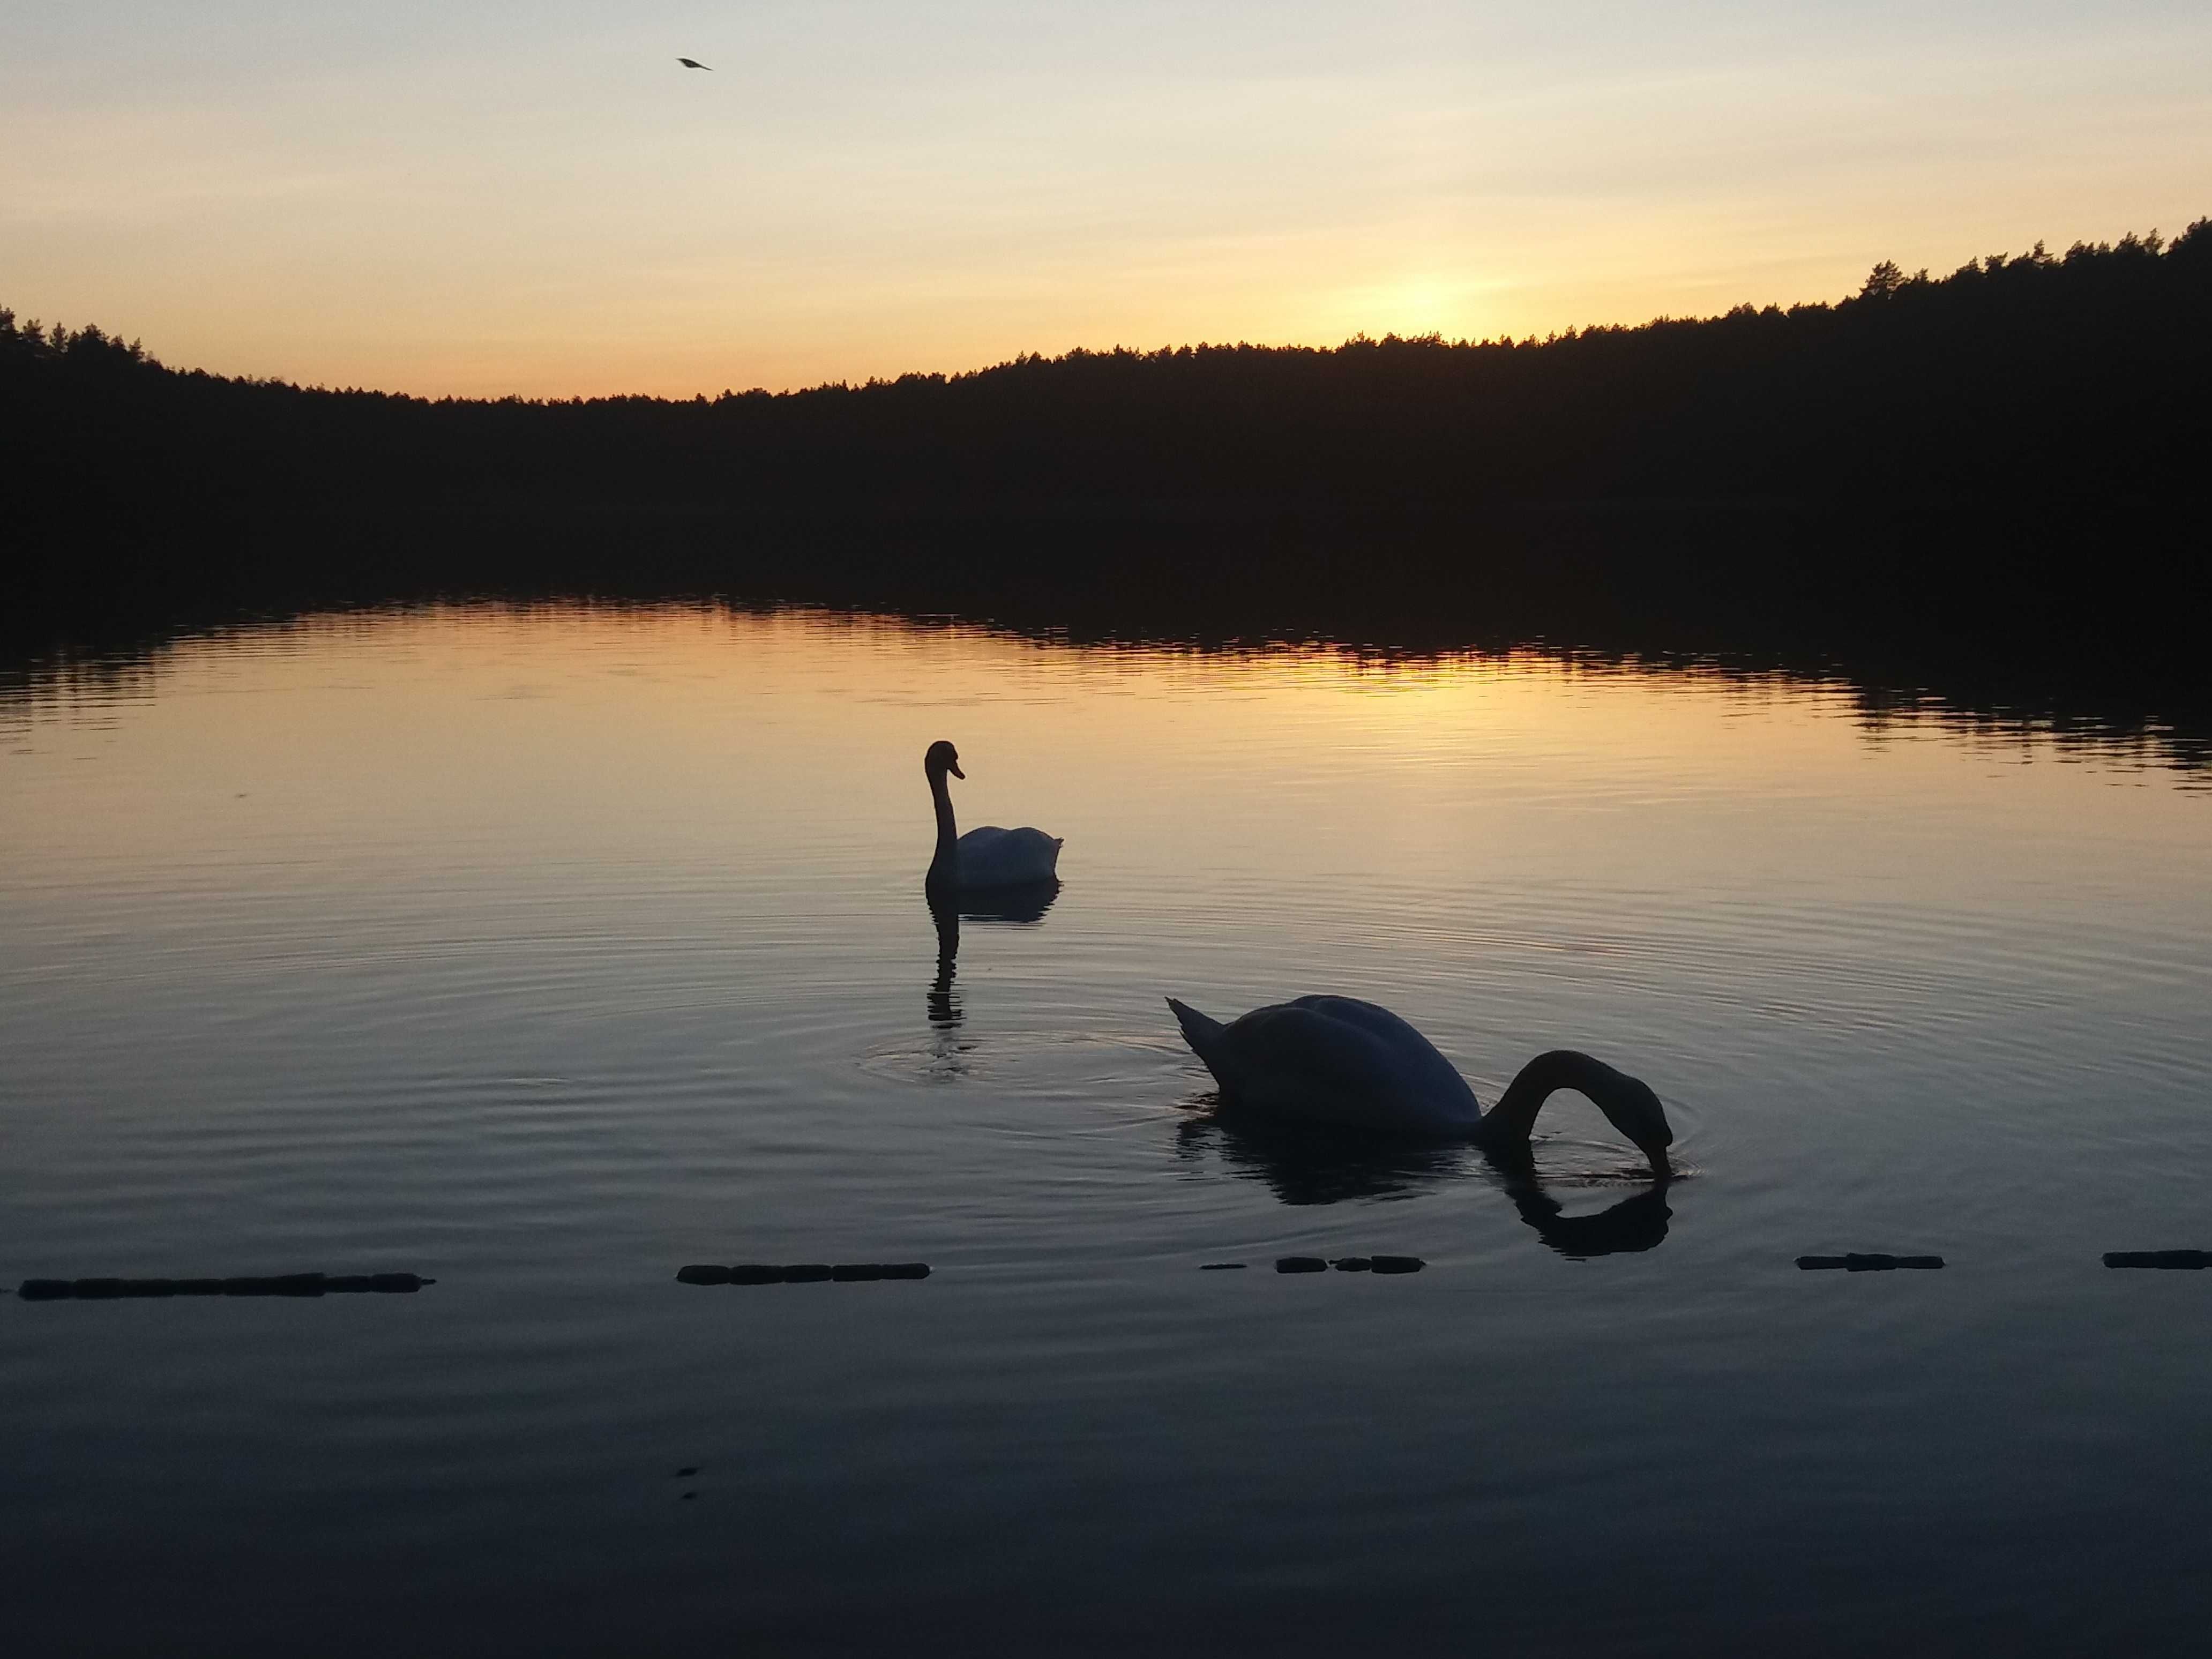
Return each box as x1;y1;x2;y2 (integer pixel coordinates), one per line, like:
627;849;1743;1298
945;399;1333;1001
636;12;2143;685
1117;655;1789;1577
1349;274;1476;340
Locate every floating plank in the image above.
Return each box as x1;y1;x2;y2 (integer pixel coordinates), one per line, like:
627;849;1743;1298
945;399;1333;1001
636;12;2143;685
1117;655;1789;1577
675;1262;930;1286
18;1272;433;1301
2104;1250;2212;1269
1796;1254;1944;1272
1273;1255;1423;1275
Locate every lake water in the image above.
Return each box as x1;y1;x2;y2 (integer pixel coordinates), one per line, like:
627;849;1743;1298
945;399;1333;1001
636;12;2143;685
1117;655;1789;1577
4;600;2209;1655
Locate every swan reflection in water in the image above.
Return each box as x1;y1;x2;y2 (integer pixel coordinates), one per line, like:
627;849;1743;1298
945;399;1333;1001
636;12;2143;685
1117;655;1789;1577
924;879;1062;1045
1172;1100;1674;1259
928;899;961;1033
1501;1178;1671;1258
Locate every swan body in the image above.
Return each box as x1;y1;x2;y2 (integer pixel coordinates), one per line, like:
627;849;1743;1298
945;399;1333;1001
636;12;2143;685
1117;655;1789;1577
925;741;1062;890
948;824;1063;888
1166;993;1672;1175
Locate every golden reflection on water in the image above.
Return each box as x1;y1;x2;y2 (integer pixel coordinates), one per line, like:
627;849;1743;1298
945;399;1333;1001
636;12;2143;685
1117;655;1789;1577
4;602;2201;896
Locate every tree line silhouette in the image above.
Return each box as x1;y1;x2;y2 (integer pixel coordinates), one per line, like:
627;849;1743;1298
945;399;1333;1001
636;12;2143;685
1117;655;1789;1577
6;220;2207;633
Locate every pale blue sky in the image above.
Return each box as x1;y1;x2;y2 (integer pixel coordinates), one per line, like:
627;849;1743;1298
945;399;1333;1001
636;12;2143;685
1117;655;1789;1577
6;3;2206;394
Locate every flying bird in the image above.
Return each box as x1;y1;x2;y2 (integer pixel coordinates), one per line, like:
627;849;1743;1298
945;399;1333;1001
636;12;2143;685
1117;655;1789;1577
678;57;712;70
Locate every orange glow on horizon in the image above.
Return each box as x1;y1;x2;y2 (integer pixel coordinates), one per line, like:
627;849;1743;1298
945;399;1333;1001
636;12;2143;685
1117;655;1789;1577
5;10;2204;399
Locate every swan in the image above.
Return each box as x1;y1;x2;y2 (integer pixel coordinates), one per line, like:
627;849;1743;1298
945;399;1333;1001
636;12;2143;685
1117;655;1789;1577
924;741;1063;891
1166;993;1673;1177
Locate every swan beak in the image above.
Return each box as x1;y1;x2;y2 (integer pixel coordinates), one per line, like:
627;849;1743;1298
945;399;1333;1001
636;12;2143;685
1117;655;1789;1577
948;760;965;779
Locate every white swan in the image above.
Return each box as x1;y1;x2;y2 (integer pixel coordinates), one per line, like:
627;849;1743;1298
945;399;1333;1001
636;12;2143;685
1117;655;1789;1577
925;741;1063;890
1166;993;1673;1176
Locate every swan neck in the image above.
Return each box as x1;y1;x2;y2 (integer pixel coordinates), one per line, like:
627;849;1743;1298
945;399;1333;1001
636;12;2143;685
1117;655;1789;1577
926;764;959;885
1481;1050;1618;1148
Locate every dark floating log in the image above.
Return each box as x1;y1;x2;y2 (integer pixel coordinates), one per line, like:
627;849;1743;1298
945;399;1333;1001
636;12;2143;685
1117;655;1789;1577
2105;1250;2212;1269
18;1272;434;1301
1275;1254;1421;1275
1199;1262;1246;1271
1797;1254;1945;1272
676;1262;932;1287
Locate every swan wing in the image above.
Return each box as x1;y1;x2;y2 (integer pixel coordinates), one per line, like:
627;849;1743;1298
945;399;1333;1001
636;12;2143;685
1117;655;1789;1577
1210;998;1478;1135
1283;995;1435;1045
1284;997;1481;1116
955;825;1062;888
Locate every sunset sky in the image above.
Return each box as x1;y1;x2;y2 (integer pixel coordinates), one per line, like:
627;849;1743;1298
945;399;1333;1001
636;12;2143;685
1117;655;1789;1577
7;2;2207;398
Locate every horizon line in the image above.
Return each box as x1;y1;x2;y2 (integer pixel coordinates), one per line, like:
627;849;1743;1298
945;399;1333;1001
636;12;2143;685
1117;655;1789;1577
10;218;2200;406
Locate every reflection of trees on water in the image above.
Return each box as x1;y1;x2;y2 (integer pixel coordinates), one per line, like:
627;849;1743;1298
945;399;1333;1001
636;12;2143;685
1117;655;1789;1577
11;604;2208;783
1844;676;2212;778
1174;1100;1673;1259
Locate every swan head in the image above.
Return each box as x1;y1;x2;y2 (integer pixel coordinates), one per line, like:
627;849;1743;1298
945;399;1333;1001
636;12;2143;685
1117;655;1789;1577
1597;1073;1674;1178
924;740;965;781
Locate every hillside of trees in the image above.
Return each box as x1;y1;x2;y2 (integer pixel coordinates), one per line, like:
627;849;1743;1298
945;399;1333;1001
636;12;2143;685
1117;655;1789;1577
6;220;2207;638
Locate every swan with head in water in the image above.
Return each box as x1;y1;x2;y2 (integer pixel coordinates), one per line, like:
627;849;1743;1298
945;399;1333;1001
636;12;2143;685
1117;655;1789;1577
1166;993;1673;1178
924;741;1063;891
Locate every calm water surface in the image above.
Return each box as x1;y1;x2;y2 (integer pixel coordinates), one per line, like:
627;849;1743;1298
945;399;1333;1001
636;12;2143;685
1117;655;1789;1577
4;602;2209;1655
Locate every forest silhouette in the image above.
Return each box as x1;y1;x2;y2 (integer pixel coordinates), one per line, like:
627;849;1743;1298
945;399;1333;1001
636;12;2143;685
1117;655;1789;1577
6;220;2207;646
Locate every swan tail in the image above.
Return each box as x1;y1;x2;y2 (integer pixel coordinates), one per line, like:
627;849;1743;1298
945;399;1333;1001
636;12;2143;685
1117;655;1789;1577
1166;997;1230;1079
